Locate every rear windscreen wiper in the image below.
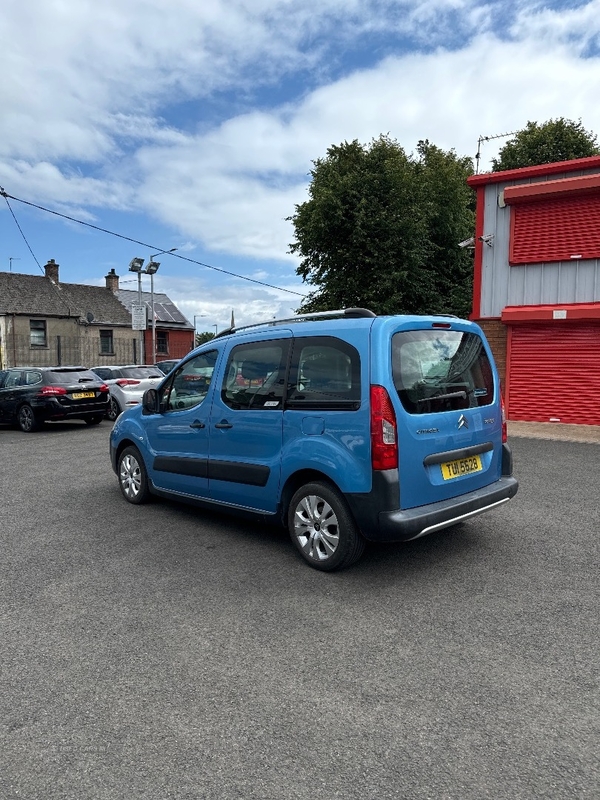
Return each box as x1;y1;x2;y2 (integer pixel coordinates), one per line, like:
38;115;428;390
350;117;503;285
417;390;467;404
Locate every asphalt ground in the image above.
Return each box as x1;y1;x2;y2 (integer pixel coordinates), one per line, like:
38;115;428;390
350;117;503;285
0;421;598;799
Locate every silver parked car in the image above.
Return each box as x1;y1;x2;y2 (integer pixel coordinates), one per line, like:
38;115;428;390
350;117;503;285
90;365;164;421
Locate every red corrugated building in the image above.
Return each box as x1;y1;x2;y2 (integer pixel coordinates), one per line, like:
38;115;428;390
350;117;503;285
468;156;600;426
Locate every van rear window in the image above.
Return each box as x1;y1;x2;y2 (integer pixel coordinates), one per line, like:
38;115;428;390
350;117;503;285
392;330;494;414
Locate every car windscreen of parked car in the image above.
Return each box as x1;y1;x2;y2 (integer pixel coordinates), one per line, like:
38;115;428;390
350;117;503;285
120;367;164;379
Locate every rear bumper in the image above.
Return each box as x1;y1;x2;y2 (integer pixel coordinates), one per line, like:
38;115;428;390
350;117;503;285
346;441;518;542
371;476;518;542
31;397;109;421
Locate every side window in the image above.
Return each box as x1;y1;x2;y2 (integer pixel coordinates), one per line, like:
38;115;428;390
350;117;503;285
4;372;24;389
286;337;361;410
160;350;217;412
92;368;112;380
25;371;43;386
221;341;288;410
5;371;24;388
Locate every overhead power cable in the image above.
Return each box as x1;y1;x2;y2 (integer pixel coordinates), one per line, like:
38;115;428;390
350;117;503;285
1;191;44;273
0;188;307;298
1;188;74;315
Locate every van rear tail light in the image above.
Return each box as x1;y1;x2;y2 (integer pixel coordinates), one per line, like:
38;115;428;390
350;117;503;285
38;386;67;396
501;394;507;444
370;385;398;471
116;379;141;387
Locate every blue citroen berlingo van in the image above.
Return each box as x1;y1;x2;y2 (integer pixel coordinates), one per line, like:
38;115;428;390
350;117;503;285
110;309;518;570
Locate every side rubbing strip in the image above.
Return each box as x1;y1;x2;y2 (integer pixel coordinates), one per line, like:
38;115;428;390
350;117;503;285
209;460;270;487
154;457;208;478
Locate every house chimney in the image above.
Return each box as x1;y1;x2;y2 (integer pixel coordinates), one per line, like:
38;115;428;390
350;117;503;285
44;259;59;283
105;268;119;293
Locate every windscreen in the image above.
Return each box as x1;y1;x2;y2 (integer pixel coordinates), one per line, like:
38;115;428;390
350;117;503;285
120;367;163;379
392;329;494;414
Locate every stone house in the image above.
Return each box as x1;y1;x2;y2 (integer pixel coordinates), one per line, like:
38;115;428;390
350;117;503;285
0;259;194;369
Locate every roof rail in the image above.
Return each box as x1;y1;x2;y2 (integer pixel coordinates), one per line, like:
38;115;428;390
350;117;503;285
214;307;376;339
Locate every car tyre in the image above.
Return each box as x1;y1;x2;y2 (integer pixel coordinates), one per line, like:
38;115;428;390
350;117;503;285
17;404;40;433
118;446;151;504
85;415;103;425
107;397;120;422
288;481;365;571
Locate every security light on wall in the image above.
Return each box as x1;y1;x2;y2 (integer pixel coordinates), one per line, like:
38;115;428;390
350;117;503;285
458;237;475;249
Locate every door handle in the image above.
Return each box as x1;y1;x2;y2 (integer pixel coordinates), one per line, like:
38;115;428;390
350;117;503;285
190;420;205;429
215;420;233;429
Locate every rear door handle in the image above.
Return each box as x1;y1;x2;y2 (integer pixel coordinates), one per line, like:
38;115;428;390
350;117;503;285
190;420;205;429
215;420;233;429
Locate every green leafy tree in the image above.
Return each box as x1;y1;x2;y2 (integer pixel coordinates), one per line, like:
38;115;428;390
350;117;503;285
195;331;215;346
288;135;475;317
492;118;600;171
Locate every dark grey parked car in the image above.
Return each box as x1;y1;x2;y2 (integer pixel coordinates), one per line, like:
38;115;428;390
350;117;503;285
0;366;110;432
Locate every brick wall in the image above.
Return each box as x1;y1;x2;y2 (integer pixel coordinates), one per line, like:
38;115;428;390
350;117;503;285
476;318;508;391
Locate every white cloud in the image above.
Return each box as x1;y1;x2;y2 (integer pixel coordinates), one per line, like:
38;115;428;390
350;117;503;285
3;0;600;289
128;19;600;263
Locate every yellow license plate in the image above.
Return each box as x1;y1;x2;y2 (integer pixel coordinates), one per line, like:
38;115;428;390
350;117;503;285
71;391;95;399
441;455;483;480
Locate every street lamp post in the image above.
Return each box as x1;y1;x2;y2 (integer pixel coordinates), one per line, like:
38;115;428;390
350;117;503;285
129;249;177;364
148;248;177;364
128;257;145;363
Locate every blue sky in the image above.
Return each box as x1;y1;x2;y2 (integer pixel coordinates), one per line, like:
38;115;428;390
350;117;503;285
2;0;600;331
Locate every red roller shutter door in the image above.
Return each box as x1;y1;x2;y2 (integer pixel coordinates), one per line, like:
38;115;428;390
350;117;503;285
508;323;600;425
509;194;600;264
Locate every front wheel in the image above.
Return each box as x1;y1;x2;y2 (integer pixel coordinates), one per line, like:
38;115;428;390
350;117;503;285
287;481;365;571
118;446;151;504
17;404;40;433
106;397;120;422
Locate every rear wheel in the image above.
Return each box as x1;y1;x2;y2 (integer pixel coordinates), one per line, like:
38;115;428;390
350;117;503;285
287;481;365;571
107;397;120;422
17;404;40;433
118;446;151;504
85;415;103;426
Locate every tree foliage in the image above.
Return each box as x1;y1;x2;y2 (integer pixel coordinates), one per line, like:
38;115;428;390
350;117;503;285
492;118;600;171
195;331;215;346
288;135;475;318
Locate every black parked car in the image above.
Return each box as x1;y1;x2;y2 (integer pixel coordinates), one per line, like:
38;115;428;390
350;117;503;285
0;366;110;432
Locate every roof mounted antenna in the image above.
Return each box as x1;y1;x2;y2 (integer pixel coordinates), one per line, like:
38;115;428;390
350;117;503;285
475;130;519;174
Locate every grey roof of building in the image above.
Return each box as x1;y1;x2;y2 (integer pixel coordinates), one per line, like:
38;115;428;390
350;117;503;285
0;272;133;325
116;289;193;328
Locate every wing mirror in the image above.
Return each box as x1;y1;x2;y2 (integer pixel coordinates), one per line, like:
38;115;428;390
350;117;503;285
142;388;159;415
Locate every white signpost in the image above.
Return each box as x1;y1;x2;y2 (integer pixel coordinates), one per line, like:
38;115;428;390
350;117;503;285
131;303;147;331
